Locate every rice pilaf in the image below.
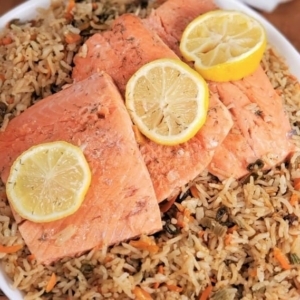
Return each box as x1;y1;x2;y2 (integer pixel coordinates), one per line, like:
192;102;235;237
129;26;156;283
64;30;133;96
1;1;300;299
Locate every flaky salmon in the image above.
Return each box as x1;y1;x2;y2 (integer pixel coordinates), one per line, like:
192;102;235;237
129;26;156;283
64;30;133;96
0;72;162;264
144;0;217;57
208;67;295;179
73;13;233;201
146;0;295;179
73;13;178;95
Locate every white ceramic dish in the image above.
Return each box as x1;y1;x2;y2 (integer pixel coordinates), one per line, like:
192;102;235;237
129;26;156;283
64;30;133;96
1;0;300;299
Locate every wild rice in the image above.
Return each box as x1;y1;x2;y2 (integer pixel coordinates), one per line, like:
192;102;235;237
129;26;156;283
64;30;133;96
1;0;300;299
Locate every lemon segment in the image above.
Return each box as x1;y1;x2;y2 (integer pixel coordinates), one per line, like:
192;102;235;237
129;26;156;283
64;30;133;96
6;141;91;223
180;10;267;82
125;58;209;146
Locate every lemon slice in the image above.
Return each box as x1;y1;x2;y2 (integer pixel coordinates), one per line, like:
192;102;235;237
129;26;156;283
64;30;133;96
125;58;209;146
180;10;267;82
6;141;91;223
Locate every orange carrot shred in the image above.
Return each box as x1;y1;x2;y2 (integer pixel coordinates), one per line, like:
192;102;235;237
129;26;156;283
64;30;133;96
0;244;23;253
190;185;199;198
65;0;75;20
249;267;257;277
27;254;36;262
132;287;153;300
273;247;291;270
153;282;160;289
199;285;213;300
129;235;159;254
176;213;185;228
294;178;300;191
1;36;13;45
45;272;57;293
224;234;232;246
198;230;205;238
174;202;184;212
159;194;178;213
166;284;183;292
104;255;114;263
65;32;81;44
290;193;299;206
0;74;5;81
183;208;191;218
227;225;238;234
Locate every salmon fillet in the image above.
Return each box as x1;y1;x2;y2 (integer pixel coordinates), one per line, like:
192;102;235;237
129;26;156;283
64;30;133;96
142;91;233;201
0;72;162;264
144;0;217;57
208;67;295;179
73;14;178;94
146;0;295;179
73;13;233;201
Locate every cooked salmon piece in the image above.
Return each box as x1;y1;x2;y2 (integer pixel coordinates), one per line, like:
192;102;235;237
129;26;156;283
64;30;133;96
146;0;295;179
208;67;295;179
73;14;178;94
0;72;162;264
73;13;233;201
142;91;233;201
144;0;217;57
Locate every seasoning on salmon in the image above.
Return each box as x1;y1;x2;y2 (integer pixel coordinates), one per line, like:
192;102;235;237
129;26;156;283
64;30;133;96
72;13;234;201
72;13;178;95
0;72;162;264
208;67;295;179
141;91;233;201
146;0;295;179
144;0;217;57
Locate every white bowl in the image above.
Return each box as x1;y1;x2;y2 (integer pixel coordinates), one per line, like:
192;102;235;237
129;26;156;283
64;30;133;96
0;0;300;299
237;0;292;13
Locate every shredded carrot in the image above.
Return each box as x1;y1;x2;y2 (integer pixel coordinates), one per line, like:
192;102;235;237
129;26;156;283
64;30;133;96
199;285;213;300
183;207;191;218
65;0;75;20
159;194;178;213
153;282;160;289
65;32;82;44
248;267;257;277
129;235;159;254
198;230;205;238
294;178;300;191
0;74;5;81
273;247;291;270
227;225;238;234
92;2;98;10
132;287;153;300
0;244;23;253
27;254;36;262
224;234;232;246
1;36;13;45
174;202;184;212
45;272;57;293
176;213;185;228
104;255;114;263
290;193;299;206
166;284;183;292
190;185;199;198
